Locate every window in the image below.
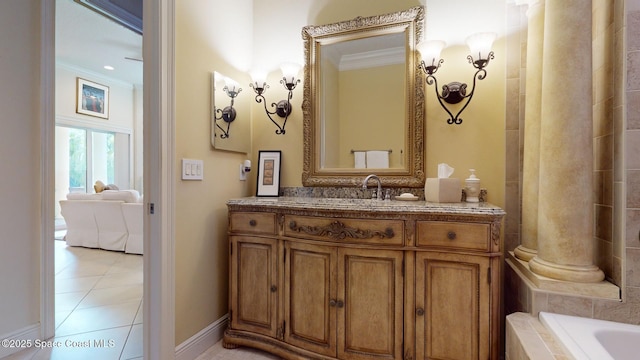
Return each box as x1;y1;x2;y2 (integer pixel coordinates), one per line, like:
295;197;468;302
55;125;130;219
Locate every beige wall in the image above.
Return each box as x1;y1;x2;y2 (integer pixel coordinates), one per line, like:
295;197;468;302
337;65;405;168
174;0;253;344
250;0;506;209
173;0;506;346
425;42;506;208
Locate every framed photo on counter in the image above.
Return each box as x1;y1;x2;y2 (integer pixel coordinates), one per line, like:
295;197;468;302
256;150;281;197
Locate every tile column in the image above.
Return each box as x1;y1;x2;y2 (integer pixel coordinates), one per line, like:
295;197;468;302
529;0;604;283
515;0;544;262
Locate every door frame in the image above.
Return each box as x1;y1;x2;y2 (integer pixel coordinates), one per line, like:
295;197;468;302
40;0;177;357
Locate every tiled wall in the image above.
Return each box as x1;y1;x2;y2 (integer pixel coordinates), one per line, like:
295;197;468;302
503;0;526;254
625;4;640;299
505;0;640;325
593;0;618;285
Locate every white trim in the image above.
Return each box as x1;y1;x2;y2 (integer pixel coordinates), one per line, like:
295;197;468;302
0;324;41;358
56;61;136;89
56;114;133;134
143;0;176;358
339;46;405;71
175;314;229;360
40;0;56;342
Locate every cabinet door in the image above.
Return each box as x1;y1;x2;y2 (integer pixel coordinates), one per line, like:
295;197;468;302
229;236;279;338
337;248;404;360
284;242;338;357
415;252;491;360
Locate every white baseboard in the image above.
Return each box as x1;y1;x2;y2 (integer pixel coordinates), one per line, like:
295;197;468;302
175;313;229;360
0;324;41;359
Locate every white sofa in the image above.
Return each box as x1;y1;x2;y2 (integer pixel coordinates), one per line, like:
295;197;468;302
59;190;143;254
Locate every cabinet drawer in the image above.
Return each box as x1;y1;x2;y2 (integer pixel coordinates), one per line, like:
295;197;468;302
284;215;403;246
230;212;277;235
416;221;490;251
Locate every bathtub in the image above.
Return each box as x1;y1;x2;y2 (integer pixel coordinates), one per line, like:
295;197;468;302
539;311;640;360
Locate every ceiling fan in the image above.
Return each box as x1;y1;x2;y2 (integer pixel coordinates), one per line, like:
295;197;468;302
125;56;143;62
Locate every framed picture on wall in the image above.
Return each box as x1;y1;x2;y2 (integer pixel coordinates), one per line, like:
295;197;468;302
256;150;282;197
76;78;110;119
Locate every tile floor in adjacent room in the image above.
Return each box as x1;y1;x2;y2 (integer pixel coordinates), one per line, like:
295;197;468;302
5;235;280;360
6;239;143;360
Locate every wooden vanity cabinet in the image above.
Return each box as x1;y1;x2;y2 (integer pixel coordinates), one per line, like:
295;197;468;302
415;252;492;360
228;235;279;338
284;242;404;359
225;203;504;360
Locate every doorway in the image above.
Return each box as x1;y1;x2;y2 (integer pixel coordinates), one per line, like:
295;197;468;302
50;0;144;358
53;124;141;358
42;0;174;358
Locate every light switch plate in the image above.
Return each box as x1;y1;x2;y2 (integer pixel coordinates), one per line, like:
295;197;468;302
182;159;203;180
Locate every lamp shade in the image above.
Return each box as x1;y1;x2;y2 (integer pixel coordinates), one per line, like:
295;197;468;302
280;62;301;84
417;40;446;64
466;32;496;61
224;77;240;93
250;70;267;87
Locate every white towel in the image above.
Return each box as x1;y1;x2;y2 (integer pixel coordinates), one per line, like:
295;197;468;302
354;151;366;168
366;150;389;168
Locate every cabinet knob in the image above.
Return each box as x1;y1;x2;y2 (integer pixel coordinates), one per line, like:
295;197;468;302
329;299;337;307
416;308;425;316
447;231;456;240
249;219;257;226
336;300;344;308
270;285;277;292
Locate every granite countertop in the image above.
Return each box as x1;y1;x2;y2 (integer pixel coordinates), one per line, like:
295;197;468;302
227;196;506;216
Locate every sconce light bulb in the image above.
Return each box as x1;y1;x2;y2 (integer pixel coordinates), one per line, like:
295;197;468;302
417;40;446;64
466;32;496;61
223;77;241;98
280;62;301;85
250;69;267;84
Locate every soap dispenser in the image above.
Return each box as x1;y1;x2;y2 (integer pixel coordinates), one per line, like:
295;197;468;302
465;169;481;203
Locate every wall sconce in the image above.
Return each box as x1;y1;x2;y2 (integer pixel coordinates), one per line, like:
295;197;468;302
250;63;301;135
418;32;496;125
214;77;242;139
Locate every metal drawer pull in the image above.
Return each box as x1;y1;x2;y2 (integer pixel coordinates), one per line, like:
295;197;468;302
329;299;337;307
416;308;425;316
249;219;257;226
336;300;344;308
447;231;456;240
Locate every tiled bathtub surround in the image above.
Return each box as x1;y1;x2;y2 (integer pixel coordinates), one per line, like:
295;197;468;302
625;5;640;305
505;313;569;360
505;0;640;352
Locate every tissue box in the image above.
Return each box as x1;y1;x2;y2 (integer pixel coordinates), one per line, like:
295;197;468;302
425;178;462;203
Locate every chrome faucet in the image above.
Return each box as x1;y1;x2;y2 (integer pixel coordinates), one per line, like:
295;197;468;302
362;174;383;200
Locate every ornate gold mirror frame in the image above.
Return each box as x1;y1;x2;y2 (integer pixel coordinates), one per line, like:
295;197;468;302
301;6;425;187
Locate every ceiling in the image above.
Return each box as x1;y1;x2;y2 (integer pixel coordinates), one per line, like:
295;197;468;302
56;0;143;85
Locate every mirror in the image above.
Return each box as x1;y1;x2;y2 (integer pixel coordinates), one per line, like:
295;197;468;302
211;71;251;153
302;6;425;187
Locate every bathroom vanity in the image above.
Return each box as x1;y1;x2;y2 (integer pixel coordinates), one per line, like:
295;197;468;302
224;197;505;360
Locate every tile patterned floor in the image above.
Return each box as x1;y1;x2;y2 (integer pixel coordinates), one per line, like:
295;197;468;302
195;341;281;360
5;240;143;360
5;239;278;360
